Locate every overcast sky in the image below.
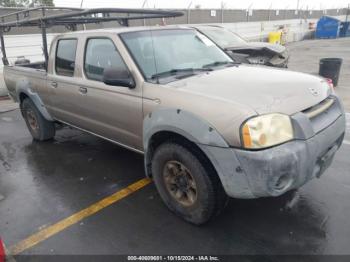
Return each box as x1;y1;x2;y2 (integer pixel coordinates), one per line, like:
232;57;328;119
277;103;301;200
54;0;350;10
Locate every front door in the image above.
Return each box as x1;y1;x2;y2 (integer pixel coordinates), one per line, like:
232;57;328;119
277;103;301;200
75;37;143;151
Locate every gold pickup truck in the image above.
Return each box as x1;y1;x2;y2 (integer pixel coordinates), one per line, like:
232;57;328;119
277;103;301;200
4;25;346;225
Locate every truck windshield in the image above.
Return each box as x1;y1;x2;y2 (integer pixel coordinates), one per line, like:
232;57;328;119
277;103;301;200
120;29;233;82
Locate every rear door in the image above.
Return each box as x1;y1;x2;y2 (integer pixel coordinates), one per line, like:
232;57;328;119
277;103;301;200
46;37;88;127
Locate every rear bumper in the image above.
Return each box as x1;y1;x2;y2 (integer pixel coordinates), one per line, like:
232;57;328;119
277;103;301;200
199;98;346;199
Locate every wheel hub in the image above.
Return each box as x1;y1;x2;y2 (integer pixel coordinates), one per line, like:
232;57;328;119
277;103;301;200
26;110;39;131
163;160;197;207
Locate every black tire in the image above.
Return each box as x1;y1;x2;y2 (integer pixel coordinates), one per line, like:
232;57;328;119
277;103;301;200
152;142;227;225
21;98;55;141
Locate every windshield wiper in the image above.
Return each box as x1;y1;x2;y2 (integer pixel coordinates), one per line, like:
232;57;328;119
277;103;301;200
151;68;212;80
202;61;238;68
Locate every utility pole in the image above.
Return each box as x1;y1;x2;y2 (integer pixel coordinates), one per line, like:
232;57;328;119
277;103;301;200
284;5;289;20
246;3;253;22
80;0;86;30
268;2;272;21
296;0;302;20
142;0;148;26
221;1;225;23
346;3;349;23
187;1;192;24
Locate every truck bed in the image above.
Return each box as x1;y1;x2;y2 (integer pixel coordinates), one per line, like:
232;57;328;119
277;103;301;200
4;62;47;102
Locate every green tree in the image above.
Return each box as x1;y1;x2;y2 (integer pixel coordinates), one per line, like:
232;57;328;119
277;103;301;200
0;0;30;7
31;0;54;7
0;0;54;7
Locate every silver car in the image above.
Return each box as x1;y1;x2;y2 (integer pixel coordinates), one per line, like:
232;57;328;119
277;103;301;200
193;25;289;67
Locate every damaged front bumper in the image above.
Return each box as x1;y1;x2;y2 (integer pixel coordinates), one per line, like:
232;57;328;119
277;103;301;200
229;48;289;68
266;52;289;68
199;96;346;199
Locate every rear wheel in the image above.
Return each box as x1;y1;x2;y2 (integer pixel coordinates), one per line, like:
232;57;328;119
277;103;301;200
22;98;55;141
152;142;227;225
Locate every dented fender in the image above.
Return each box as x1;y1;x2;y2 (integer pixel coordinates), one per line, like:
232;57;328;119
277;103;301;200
16;80;54;122
143;108;229;151
142;108;254;197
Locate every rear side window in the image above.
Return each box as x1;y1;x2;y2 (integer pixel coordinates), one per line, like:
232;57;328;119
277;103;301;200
84;38;128;82
55;39;77;77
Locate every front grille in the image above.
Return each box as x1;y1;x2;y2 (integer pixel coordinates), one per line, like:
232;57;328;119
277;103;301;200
302;96;342;134
303;98;335;119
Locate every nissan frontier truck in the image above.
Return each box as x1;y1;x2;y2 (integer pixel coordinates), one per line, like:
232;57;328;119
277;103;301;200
3;12;346;224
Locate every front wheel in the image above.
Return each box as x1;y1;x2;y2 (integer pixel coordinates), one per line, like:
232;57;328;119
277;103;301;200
152;142;227;225
22;98;55;141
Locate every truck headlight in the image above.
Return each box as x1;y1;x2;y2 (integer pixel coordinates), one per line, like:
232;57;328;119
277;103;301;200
241;113;294;149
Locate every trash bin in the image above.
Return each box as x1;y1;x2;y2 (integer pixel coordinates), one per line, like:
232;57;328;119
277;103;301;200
319;58;342;87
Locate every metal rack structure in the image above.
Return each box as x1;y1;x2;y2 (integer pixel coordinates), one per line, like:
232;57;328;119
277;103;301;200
0;7;183;67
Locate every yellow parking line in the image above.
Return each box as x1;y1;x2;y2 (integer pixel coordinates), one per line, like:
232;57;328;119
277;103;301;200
9;178;152;255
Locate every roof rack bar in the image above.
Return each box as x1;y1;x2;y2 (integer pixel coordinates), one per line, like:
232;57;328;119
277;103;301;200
40;8;49;69
0;7;82;21
0;7;183;28
0;7;184;67
0;13;181;27
0;28;8;65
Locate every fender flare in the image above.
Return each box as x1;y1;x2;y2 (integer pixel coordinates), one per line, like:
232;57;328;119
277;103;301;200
143;108;255;198
143;108;230;176
16;79;54;122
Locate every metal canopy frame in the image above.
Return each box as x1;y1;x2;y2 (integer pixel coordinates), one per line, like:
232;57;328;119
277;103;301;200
0;7;183;67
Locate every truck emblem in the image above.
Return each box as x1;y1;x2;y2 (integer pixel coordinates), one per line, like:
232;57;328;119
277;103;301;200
309;87;319;96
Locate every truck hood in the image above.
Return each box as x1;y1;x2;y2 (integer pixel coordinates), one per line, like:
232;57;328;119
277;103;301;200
167;65;330;115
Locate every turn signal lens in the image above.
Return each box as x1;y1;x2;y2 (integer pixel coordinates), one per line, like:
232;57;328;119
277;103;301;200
242;124;252;148
241;113;294;149
326;78;335;94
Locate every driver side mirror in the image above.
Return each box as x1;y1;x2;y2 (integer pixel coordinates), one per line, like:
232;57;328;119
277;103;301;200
103;68;136;89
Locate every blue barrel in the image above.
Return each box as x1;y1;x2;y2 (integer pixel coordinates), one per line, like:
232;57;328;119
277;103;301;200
316;16;341;39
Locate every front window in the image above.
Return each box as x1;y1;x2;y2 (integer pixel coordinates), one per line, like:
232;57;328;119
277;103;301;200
198;27;247;49
84;38;128;82
120;29;233;82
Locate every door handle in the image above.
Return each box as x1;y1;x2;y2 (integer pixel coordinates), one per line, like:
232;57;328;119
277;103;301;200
79;87;88;94
51;81;58;88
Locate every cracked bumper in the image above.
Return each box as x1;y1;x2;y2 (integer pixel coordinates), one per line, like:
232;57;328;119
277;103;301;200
199;111;346;199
